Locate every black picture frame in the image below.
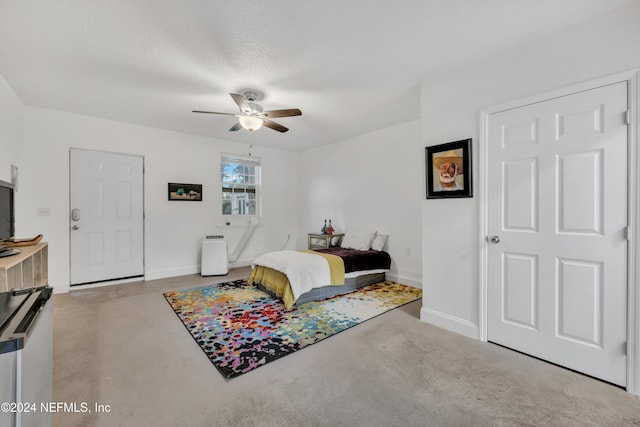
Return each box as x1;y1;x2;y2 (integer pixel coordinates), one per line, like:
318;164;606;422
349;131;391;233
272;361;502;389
168;183;202;201
425;138;473;199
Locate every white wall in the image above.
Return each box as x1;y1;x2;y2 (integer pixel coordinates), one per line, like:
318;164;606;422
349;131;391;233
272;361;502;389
420;2;640;337
18;107;298;292
298;120;422;287
5;1;636;304
0;75;23;183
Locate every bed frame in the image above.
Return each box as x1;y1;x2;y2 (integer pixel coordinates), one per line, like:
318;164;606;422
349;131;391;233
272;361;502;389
256;272;386;306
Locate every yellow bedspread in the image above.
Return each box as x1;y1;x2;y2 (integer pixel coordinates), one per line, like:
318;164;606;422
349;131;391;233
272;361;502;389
299;249;345;285
248;250;345;310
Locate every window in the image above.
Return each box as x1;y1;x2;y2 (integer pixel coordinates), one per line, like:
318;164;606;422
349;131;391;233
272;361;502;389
221;153;261;216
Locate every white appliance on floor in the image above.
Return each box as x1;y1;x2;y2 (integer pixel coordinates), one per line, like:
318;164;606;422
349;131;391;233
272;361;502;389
201;236;228;276
0;286;53;427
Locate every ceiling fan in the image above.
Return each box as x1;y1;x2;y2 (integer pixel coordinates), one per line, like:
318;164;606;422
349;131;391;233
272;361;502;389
193;89;302;133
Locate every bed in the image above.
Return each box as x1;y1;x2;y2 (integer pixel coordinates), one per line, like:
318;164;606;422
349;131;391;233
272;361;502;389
248;231;390;309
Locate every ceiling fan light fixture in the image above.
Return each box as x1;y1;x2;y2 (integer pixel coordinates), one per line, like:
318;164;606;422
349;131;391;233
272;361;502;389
193;90;299;133
239;116;264;131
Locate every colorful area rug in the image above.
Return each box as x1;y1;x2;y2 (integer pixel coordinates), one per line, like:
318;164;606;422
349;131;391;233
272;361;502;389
163;279;421;378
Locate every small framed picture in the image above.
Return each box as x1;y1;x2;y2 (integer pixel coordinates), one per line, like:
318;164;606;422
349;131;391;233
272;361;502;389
425;138;473;199
168;183;202;201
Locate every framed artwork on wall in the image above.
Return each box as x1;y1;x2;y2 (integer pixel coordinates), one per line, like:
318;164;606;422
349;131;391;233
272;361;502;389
425;138;473;199
168;183;202;201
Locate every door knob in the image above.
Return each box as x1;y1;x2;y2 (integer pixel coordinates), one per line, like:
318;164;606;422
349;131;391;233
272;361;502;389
489;235;500;244
72;225;79;230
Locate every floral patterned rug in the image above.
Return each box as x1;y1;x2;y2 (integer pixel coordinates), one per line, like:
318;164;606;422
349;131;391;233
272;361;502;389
163;279;422;378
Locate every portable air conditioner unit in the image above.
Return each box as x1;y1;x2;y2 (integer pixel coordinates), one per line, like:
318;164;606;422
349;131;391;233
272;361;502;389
201;236;228;276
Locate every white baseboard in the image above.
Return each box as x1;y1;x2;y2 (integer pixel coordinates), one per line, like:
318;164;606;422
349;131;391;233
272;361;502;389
385;272;422;288
53;284;70;294
145;260;253;282
145;265;200;281
69;276;143;291
55;260;250;293
420;307;479;340
144;263;420;288
228;256;253;269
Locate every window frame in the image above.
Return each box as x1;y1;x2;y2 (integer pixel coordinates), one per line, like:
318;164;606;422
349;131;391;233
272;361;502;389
220;153;261;217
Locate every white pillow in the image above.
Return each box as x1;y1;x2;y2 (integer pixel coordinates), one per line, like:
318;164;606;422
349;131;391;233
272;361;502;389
371;233;388;251
341;230;376;251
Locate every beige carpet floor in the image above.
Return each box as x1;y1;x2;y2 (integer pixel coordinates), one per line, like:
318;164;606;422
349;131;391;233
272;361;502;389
52;268;640;426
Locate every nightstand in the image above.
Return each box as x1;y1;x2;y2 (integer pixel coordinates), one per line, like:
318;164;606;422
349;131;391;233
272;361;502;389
307;233;344;250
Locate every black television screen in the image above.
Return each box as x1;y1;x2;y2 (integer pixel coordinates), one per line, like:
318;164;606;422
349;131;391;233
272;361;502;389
0;180;15;241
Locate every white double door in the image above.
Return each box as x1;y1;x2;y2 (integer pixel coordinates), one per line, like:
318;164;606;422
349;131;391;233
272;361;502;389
70;149;144;285
487;82;628;386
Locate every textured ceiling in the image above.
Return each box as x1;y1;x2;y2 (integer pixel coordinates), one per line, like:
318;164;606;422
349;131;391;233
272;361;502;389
0;0;634;151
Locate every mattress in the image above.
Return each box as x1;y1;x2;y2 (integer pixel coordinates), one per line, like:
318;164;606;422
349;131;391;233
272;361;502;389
250;247;391;308
313;247;391;272
257;271;386;305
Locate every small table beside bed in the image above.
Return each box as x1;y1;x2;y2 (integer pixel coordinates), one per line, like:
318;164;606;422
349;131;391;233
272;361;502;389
249;231;389;309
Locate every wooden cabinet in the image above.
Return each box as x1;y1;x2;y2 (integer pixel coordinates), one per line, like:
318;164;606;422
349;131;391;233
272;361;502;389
0;243;48;292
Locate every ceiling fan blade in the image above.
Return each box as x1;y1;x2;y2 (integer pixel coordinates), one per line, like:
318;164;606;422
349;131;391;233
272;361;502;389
229;122;242;132
262;108;302;118
230;93;252;114
192;110;235;116
262;119;289;133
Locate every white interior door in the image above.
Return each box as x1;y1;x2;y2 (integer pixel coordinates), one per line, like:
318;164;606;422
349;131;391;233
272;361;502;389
487;82;628;386
70;149;144;285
